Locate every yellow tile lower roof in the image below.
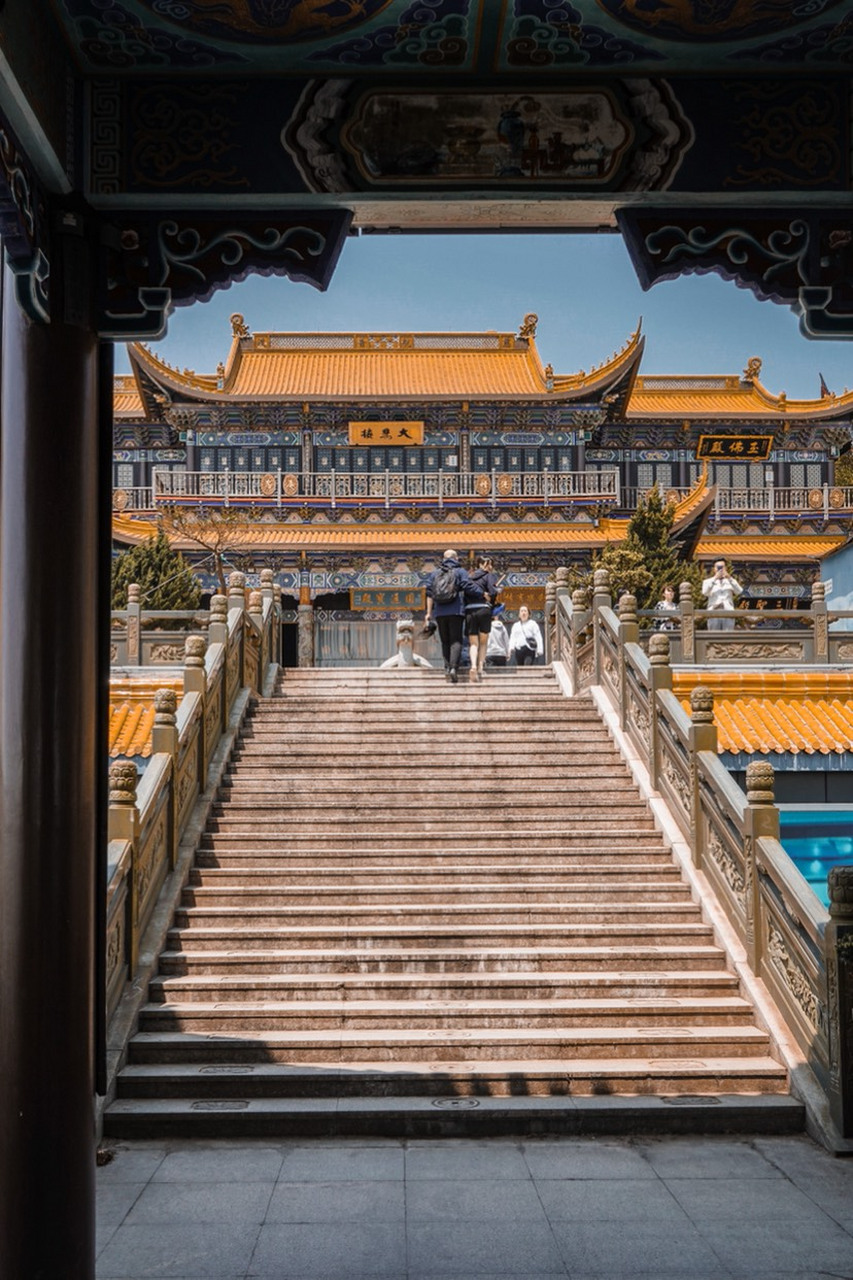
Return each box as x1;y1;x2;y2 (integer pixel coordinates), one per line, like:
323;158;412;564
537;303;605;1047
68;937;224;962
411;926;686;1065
109;677;183;759
113;512;840;561
674;672;853;756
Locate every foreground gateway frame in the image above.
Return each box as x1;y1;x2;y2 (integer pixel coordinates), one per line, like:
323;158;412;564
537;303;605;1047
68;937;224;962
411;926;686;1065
2;5;853;1276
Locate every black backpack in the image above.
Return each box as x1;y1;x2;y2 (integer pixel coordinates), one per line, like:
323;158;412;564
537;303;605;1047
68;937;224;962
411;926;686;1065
432;565;460;604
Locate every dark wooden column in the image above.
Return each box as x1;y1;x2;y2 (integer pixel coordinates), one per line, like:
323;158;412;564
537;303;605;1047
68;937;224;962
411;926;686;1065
0;262;100;1278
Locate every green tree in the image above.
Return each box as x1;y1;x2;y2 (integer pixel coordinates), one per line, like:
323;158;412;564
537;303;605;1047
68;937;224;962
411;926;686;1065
111;529;202;610
625;486;703;609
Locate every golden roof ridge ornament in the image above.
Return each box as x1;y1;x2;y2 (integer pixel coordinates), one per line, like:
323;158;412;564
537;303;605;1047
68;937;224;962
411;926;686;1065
518;313;538;339
743;356;762;382
230;313;250;338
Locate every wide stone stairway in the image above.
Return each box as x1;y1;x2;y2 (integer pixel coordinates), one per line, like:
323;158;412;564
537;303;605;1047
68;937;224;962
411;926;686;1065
105;668;802;1137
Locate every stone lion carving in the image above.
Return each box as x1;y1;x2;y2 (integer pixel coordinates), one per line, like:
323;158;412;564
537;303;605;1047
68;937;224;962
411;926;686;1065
380;618;432;669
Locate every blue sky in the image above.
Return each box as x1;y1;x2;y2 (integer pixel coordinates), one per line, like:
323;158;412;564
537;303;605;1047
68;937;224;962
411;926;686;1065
118;232;853;401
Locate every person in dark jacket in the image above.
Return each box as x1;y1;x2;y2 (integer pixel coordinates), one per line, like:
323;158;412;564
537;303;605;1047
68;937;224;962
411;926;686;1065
424;549;470;683
463;555;498;682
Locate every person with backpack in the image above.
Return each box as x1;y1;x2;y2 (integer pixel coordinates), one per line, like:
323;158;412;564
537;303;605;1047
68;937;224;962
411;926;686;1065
423;549;470;683
463;555;499;682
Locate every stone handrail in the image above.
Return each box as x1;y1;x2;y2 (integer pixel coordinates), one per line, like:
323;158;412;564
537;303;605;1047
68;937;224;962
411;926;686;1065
552;566;853;1143
105;573;280;1025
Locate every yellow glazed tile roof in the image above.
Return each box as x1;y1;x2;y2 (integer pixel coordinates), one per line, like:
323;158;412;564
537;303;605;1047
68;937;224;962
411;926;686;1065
696;536;845;562
628;374;853;420
108;677;183;759
126;327;643;403
114;375;144;417
674;672;853;756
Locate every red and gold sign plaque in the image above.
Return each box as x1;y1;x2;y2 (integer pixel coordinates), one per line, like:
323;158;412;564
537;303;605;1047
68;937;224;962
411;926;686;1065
696;435;772;461
349;421;424;446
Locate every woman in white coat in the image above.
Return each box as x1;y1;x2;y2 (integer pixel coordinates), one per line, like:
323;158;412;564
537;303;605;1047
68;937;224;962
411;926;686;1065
509;605;543;665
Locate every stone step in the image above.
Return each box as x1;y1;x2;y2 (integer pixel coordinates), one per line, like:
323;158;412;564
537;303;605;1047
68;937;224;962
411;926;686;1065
137;996;757;1033
158;945;728;975
165;922;715;951
148;969;741;1003
218;779;634;798
210;793;643;813
188;865;684;888
112;1057;791;1102
194;847;671;868
199;834;658;852
204;818;658;837
126;1024;774;1065
180;883;693;908
173;902;703;929
103;1089;803;1141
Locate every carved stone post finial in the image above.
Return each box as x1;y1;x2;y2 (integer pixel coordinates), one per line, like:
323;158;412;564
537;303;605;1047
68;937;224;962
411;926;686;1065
571;588;587;611
210;594;227;626
248;590;263;617
679;581;695;664
811;580;826;602
679;581;693;605
593;568;610;596
555;567;570;591
153;688;177;724
690;685;714;724
828;867;853;921
127;583;140;605
648;631;671;666
746;760;775;805
618;593;637;625
227;570;246;606
108;760;138;806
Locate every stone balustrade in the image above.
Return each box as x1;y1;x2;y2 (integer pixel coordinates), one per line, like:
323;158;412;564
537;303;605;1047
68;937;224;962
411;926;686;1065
105;586;280;1027
552;567;853;1143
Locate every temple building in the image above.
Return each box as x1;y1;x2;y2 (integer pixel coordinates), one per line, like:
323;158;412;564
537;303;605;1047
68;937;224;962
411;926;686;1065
112;313;853;645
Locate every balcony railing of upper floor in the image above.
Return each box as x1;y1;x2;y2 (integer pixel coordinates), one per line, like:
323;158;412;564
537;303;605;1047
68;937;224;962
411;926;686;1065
129;467;621;509
621;484;853;520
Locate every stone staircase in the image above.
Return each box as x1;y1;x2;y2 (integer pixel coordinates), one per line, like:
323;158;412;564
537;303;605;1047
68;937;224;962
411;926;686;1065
105;667;803;1137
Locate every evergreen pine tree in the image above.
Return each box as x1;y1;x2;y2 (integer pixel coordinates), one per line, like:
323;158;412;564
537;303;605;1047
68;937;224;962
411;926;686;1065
111;530;202;610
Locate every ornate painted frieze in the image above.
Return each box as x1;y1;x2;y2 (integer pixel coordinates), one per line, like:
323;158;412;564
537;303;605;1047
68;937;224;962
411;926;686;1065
285;79;692;193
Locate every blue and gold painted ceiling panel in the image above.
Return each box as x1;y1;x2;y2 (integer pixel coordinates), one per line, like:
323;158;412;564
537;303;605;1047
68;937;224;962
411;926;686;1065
53;0;853;74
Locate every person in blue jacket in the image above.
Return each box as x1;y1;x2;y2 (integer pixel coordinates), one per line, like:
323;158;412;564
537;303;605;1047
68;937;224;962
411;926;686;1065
463;555;499;682
423;549;470;683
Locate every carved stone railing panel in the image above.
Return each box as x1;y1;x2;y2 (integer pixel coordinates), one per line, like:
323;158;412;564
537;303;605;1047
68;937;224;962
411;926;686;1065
175;692;203;840
134;757;172;941
657;705;692;840
755;836;830;1091
105;840;132;1023
697;761;750;946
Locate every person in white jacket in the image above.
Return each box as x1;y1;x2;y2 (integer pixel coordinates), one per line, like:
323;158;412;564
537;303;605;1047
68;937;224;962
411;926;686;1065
702;559;742;631
486;614;511;666
509;605;543;665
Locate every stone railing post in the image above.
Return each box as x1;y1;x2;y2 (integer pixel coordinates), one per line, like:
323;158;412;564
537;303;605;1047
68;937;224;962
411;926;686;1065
227;570;246;614
260;568;275;605
248;590;264;689
811;579;828;664
554;565;570;662
570;588;587;692
208;593;228;646
617;593;639;730
183;634;207;696
544;578;556;664
592;567;611;685
184;635;208;781
273;583;283;664
108;761;139;972
744;760;779;972
688;686;717;872
151;689;179;868
126;582;141;665
647;631;673;789
679;582;695;663
825;866;853;1138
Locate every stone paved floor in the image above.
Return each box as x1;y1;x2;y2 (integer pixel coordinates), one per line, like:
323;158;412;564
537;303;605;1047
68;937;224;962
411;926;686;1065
96;1134;853;1280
